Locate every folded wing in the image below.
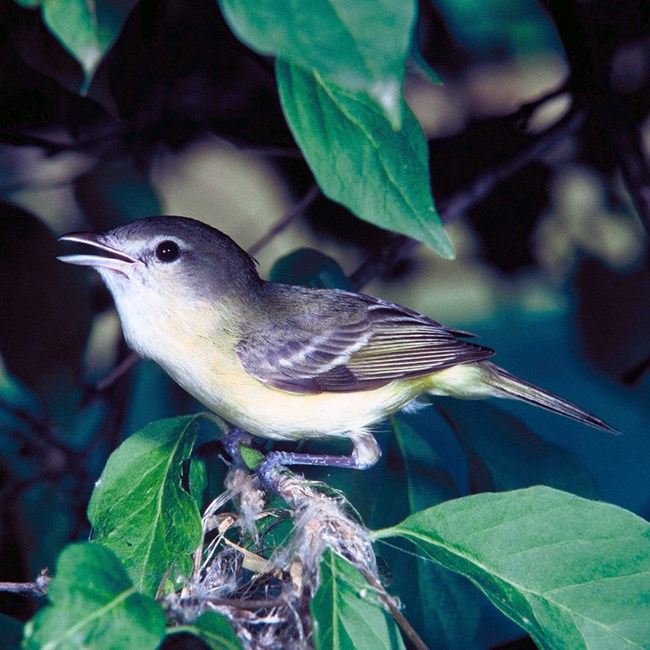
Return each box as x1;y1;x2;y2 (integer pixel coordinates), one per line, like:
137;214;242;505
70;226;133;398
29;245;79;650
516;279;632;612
236;290;495;394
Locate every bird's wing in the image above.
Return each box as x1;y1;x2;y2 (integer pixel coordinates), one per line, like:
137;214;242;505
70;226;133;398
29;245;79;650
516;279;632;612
236;290;495;394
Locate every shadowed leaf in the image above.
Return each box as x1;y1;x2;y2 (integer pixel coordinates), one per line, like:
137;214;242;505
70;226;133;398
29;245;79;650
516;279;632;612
438;401;600;498
0;203;91;399
371;416;481;649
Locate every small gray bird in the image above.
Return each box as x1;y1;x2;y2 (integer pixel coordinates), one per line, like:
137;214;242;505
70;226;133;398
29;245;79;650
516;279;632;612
59;216;616;479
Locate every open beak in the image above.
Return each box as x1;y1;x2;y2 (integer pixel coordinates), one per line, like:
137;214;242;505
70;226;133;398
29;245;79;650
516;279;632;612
58;233;141;273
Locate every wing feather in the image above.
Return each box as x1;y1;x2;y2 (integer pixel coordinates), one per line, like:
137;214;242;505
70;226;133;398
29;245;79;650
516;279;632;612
236;288;494;394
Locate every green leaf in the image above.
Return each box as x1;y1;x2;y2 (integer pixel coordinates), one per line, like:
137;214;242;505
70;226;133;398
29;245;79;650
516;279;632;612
88;416;204;596
26;0;138;89
269;249;352;289
23;543;165;650
188;457;208;510
386;415;459;512
375;486;650;649
311;549;405;650
169;612;243;650
438;401;601;499
277;62;453;257
371;417;481;649
13;0;41;8
218;0;416;124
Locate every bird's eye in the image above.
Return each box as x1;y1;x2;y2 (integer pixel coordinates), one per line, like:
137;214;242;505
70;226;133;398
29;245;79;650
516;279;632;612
155;240;180;263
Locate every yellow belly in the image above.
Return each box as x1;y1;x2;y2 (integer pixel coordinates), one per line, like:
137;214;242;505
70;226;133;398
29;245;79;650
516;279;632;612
169;355;422;441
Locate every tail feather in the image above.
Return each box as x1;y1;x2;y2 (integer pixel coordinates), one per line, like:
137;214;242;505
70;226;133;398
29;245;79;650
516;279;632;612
480;361;619;434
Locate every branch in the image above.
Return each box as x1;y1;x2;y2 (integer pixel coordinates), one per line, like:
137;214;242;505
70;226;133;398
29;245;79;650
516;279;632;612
81;350;139;406
361;569;430;650
0;127;126;156
0;570;50;597
349;96;588;290
80;339;137;457
622;353;650;385
248;183;321;256
605;91;650;235
349;234;417;291
0;398;80;461
609;107;650;235
543;0;650;235
437;100;586;223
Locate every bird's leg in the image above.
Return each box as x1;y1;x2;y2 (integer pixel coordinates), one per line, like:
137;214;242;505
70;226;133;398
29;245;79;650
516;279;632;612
221;427;256;467
257;431;381;492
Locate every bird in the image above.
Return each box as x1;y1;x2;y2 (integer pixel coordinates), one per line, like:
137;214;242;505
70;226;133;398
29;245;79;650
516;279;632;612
58;216;616;483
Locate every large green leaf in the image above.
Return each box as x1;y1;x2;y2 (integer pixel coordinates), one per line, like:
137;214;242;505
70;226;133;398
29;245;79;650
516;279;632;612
87;416;204;596
218;0;416;123
311;549;405;650
23;543;165;650
374;486;650;649
16;0;138;87
277;62;453;257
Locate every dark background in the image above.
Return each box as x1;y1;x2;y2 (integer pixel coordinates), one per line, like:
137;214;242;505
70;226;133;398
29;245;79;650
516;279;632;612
0;0;648;647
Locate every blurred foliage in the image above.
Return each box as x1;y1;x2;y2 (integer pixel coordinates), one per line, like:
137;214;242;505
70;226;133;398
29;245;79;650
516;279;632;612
268;248;352;289
0;0;649;648
0;202;91;399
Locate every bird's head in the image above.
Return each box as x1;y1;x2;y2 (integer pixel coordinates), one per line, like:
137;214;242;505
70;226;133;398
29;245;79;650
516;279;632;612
58;216;261;353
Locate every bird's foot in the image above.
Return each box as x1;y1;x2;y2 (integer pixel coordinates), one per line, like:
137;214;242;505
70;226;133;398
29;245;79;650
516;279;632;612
221;427;257;467
256;433;382;496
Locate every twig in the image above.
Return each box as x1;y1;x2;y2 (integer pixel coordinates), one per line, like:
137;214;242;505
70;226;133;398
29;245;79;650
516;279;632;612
156;564;176;601
0;127;126;156
0;570;50;597
234;145;305;159
81;344;137;456
0;471;66;505
349;97;588;290
542;0;650;236
247;183;321;256
0;398;49;438
622;354;650;385
0;398;79;459
206;597;287;610
611;108;650;235
514;82;570;127
361;568;430;650
84;351;139;398
437;100;587;223
349;234;418;291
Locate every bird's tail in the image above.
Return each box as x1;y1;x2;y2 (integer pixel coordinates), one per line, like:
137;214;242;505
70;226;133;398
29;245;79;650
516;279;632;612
480;361;618;433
